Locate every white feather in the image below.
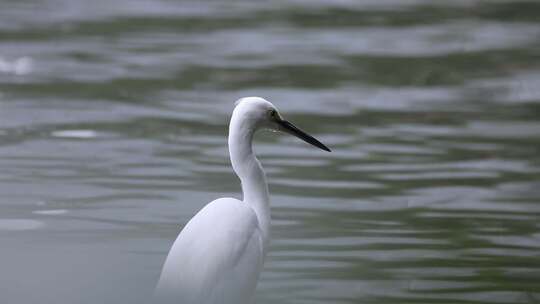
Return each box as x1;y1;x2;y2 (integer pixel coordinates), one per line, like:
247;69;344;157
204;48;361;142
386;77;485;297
155;198;263;304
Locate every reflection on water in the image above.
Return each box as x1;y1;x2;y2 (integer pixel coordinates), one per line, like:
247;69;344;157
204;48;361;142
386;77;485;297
1;1;539;303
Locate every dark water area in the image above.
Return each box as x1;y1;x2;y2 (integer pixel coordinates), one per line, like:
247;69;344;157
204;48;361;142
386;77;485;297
0;1;539;303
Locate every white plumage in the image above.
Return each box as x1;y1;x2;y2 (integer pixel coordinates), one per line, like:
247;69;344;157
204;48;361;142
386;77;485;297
155;97;330;304
155;198;264;303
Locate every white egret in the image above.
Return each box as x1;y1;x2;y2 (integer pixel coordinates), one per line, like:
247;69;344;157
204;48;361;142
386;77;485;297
155;97;330;304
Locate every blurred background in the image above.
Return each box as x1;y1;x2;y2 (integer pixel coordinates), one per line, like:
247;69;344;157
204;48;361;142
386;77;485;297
0;0;539;303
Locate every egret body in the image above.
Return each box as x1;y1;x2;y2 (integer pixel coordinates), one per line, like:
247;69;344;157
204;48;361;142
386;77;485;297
155;97;330;304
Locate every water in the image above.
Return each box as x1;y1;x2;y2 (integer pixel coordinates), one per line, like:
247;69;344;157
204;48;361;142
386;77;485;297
1;1;540;303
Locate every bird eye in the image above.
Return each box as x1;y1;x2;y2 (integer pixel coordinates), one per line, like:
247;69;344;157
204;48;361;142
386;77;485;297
270;110;277;117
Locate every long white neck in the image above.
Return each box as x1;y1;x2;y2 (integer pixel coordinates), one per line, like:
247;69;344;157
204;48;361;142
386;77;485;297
228;113;271;251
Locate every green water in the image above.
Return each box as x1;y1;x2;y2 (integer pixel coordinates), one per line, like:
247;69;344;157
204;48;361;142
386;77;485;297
0;1;539;303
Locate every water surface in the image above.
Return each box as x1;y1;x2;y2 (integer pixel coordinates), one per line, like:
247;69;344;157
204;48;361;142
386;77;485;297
1;1;539;303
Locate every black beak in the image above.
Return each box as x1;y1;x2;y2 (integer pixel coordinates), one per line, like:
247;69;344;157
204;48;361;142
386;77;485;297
277;119;331;152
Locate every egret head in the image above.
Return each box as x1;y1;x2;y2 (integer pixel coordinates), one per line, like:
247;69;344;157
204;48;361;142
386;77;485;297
233;97;331;152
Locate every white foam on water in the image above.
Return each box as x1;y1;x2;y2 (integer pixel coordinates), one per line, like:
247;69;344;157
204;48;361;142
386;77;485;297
0;56;33;75
32;209;68;215
51;129;98;139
